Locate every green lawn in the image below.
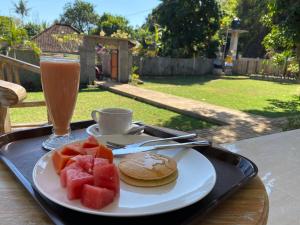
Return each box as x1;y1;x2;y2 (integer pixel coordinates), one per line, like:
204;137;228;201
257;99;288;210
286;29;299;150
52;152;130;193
10;88;214;131
141;76;300;118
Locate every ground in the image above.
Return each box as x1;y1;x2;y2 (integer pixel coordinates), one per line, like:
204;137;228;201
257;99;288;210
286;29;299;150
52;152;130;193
141;75;300;118
10;88;213;131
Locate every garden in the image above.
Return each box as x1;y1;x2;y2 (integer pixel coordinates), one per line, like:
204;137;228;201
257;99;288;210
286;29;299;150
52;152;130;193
141;75;300;118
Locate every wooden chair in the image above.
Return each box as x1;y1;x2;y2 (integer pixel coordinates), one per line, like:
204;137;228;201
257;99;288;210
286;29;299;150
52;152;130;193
0;54;50;134
0;80;27;133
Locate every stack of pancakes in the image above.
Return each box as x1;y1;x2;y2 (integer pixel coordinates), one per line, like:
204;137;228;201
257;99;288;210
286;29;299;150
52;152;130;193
118;152;178;187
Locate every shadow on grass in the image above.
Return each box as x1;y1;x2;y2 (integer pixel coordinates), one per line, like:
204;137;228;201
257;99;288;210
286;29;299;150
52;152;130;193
245;96;300;118
141;75;220;86
79;88;105;93
158;114;214;131
219;76;249;80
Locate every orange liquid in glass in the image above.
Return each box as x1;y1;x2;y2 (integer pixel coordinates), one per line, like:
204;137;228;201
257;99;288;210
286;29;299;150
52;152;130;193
40;60;80;135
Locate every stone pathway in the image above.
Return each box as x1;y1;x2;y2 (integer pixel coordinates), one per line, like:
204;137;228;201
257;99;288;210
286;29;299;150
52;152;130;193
96;81;286;144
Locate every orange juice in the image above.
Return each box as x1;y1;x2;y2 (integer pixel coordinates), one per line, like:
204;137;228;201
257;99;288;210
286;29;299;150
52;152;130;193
40;59;80;135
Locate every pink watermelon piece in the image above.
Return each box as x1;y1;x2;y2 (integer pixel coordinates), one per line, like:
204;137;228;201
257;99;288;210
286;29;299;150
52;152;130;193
93;164;120;196
81;184;114;209
81;146;99;157
82;136;99;148
69;155;94;174
66;170;94;200
60;163;83;188
93;158;109;169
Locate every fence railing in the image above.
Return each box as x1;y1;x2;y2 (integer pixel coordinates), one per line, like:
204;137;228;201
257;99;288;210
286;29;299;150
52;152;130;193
232;57;295;78
0;54;49;133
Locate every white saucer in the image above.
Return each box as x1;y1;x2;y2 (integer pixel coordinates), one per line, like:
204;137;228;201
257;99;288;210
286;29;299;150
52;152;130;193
86;124;142;136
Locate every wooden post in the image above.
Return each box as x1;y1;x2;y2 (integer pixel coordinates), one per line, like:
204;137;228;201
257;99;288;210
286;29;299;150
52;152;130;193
13;67;21;84
0;106;11;134
0;62;3;80
6;64;14;82
118;40;129;83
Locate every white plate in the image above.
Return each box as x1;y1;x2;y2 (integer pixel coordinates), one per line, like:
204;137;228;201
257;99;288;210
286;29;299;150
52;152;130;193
33;135;216;217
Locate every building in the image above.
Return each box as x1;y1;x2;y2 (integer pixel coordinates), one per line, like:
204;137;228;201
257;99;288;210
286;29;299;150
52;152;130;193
32;23;81;54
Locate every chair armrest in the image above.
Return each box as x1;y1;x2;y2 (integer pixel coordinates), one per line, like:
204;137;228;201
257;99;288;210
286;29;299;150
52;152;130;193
0;80;27;106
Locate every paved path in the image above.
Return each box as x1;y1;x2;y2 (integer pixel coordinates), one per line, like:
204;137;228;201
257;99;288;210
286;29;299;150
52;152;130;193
96;81;285;144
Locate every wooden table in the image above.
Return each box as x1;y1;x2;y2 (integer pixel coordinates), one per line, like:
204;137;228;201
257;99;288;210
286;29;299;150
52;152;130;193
0;160;268;225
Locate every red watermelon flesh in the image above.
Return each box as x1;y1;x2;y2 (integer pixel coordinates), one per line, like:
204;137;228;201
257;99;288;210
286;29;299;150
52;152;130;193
81;146;99;157
60;163;83;188
66;170;94;200
94;158;109;168
82;136;99;148
94;164;120;196
67;155;94;174
81;184;114;209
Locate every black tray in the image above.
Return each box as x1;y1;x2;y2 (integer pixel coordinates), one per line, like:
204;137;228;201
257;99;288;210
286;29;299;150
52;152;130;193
0;120;258;225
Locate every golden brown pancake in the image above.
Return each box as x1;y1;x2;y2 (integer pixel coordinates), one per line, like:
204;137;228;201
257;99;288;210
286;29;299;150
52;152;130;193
118;152;177;180
120;170;178;187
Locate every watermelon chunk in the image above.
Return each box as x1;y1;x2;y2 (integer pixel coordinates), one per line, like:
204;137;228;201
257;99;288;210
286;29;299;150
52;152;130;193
66;155;94;174
94;158;109;167
82;136;99;148
60;163;83;188
81;146;99;157
81;184;114;209
66;171;94;200
93;164;120;196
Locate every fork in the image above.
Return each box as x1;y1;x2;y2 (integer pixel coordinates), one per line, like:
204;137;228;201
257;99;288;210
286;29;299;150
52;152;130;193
106;133;198;149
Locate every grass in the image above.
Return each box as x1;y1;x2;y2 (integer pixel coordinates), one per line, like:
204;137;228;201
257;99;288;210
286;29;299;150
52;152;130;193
10;88;214;131
141;75;300;118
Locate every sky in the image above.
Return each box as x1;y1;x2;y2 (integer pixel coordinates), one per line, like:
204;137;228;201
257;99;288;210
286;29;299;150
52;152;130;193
0;0;160;27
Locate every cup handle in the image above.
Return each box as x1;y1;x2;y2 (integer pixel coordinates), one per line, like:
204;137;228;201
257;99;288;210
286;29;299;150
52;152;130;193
91;110;101;122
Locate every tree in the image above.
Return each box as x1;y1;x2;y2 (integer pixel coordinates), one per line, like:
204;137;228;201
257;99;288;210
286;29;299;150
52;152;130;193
219;0;238;27
13;0;30;24
262;0;300;76
151;0;221;58
0;16;40;57
218;0;269;58
235;0;269;58
93;13;133;37
59;0;98;33
132;24;162;57
23;22;43;38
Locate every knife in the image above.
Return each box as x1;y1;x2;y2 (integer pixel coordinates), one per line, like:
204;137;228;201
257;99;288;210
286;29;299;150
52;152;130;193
112;140;210;156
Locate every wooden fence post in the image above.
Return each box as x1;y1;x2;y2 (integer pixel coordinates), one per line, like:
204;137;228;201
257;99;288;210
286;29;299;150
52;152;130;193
0;106;11;134
0;62;4;80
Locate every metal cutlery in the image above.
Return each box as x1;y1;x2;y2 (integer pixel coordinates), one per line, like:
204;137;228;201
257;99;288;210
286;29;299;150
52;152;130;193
112;140;210;156
107;133;198;149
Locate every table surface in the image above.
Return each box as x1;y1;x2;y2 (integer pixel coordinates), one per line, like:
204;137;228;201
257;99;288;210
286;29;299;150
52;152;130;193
222;129;300;225
0;153;268;225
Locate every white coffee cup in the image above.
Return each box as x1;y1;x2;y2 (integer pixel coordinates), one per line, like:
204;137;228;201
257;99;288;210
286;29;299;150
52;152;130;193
91;108;133;135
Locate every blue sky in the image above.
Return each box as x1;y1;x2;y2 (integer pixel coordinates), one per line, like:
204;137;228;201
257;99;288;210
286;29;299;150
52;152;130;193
0;0;160;27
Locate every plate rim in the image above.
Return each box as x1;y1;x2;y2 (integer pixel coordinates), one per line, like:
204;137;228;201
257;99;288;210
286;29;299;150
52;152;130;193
32;135;217;217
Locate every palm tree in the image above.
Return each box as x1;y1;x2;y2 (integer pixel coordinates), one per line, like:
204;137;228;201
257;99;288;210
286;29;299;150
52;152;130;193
13;0;30;24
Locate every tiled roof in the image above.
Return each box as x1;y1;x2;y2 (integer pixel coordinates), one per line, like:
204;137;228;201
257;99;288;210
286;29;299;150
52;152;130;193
32;23;80;53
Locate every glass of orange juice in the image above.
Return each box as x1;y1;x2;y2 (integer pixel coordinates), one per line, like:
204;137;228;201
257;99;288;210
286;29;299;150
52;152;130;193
40;56;80;150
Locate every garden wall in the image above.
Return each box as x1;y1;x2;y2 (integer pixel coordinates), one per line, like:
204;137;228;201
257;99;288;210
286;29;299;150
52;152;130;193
9;49;41;91
133;56;214;76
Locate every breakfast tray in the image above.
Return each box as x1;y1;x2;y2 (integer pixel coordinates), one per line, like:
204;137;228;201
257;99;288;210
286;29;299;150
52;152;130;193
0;120;258;225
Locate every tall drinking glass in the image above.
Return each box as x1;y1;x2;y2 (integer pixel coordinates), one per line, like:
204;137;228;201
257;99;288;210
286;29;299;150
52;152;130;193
40;56;80;150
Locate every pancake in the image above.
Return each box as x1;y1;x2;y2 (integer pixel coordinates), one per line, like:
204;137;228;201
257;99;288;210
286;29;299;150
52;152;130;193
120;170;178;187
118;152;177;181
